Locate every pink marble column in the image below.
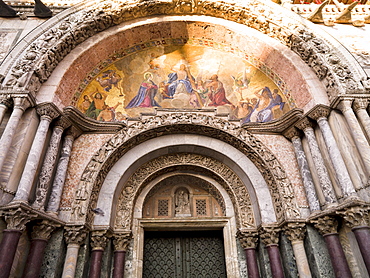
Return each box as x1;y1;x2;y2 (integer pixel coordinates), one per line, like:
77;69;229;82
260;227;284;278
88;231;109;278
237;231;260;278
112;233;131;278
22;221;56;278
0;229;22;278
352;226;370;274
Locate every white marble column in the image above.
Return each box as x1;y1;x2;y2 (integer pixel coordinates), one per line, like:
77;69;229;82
353;99;370;142
309;106;356;198
284;127;321;212
296;118;337;205
12;103;60;203
61;227;87;278
0;95;12;125
338;99;370;176
0;97;30;173
284;224;312;278
46;127;80;214
32;117;71;210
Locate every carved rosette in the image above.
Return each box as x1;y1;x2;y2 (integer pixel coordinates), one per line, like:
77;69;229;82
2;208;37;231
64;226;88;245
35;102;60;121
311;216;338;235
90;230;110;251
260;226;281;246
237;230;259;249
284;223;306;242
308;105;331;121
71;113;299;228
32;220;58;240
113;232;131;251
337;206;370;229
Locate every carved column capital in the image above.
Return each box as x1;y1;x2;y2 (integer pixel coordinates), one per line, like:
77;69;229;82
66;126;82;139
35;103;60;121
32;220;59;240
113;232;131;251
284;223;307;242
353;98;369;112
283;127;301;141
237;230;259;249
260;227;281;246
2;208;37;231
0;94;13;107
295;117;314;131
54;116;72;130
91;230;110;251
308;105;331;121
64;226;88;245
311;216;338;235
337;206;370;229
13;96;31;111
337;99;353;113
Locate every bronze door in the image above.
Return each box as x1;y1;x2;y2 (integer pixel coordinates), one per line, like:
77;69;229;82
143;230;227;278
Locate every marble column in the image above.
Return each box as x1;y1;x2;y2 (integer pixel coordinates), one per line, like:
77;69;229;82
0;97;31;173
32;117;71;210
13;103;60;203
312;216;353;278
88;231;109;278
22;220;57;278
339;206;370;274
353;99;370;141
237;231;260;278
0;208;36;278
46;127;80;214
338;100;370;176
284;127;321;212
61;226;87;278
309;106;356;198
112;233;131;278
0;94;12;125
260;227;284;278
284;223;312;278
296;118;337;205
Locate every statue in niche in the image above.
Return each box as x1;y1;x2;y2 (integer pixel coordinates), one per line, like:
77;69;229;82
175;188;191;216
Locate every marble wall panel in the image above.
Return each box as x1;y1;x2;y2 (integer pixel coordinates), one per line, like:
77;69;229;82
255;134;309;208
60;134;112;209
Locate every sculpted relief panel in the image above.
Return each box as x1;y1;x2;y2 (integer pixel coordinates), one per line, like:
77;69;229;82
75;41;293;124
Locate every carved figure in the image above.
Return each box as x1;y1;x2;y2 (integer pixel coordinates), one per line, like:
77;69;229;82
175;188;191;215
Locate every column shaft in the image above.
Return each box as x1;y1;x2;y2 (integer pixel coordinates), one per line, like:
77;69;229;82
0;107;25;172
245;248;260;278
266;244;284;278
89;250;104;278
61;243;80;278
303;127;337;204
113;251;126;278
46;135;74;213
22;239;48;278
13;116;52;202
355;108;370;140
291;240;312;278
323;233;352;278
316;117;356;197
340;102;370;175
352;226;370;274
291;136;321;211
0;104;7;125
0;229;22;278
33;126;64;209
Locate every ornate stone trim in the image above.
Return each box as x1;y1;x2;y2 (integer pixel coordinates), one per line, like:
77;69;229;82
260;226;281;246
0;0;364;100
113;154;255;230
113;232;131;251
35;102;61;120
311;215;338;235
237;230;259;249
70;113;300;228
337;205;370;228
32;220;59;240
284;222;306;242
307;105;331;121
1;207;37;231
90;230;110;250
64;226;88;245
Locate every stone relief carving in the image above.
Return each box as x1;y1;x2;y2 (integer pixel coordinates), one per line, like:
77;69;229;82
283;222;306;242
174;188;191;216
237;230;259;249
311;215;338;235
1;0;363;99
337;205;370;228
260;226;281;246
70;113;300;227
64;225;88;245
113;153;256;230
1;208;37;231
90;230;110;250
113;232;131;251
31;220;58;240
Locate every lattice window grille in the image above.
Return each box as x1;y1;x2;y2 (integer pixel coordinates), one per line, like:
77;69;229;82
196;199;207;215
158;199;169;216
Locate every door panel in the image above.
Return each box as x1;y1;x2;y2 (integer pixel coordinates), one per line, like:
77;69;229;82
143;231;226;278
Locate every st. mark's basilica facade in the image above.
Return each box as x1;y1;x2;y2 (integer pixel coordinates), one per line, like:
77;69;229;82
0;0;370;277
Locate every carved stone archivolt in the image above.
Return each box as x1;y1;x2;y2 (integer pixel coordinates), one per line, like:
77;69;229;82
114;154;255;230
0;0;364;100
70;114;300;227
